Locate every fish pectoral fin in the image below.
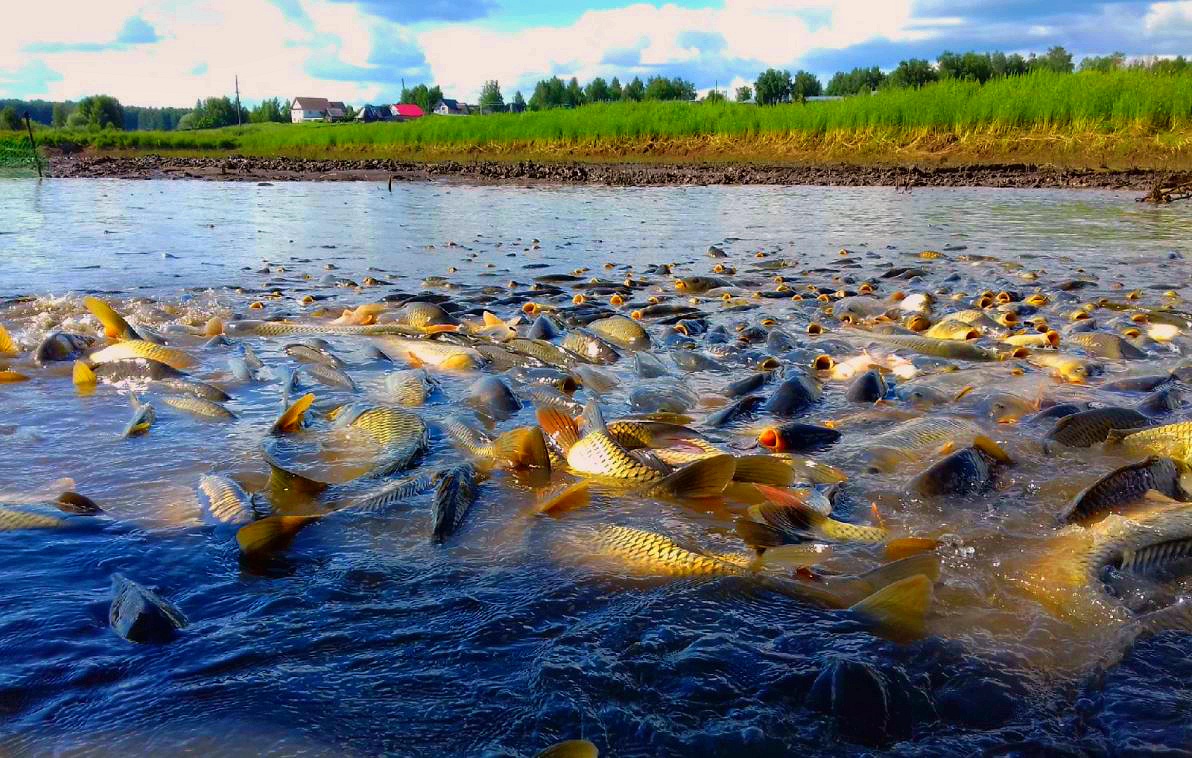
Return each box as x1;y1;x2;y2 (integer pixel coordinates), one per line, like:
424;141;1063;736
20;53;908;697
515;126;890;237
404;351;426;368
492;427;552;470
236;514;320;556
732;455;796;486
848;573;934;644
883;537;942;561
535;481;591;515
271;393;315;434
853;553;942;599
482;311;503;327
423;324;459;335
72;360;96;386
972;434;1013;465
653;454;736;498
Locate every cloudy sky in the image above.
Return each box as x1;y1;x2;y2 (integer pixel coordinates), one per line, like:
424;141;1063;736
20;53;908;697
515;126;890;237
2;0;1190;107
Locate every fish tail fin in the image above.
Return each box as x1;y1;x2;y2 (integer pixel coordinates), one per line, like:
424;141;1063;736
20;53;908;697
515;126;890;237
535;481;591;515
655;454;736;498
1104;427;1146;445
236;514;320;556
580;400;608;433
441;416;488;455
848;574;934;643
732;454;796;486
493;426;552;470
972;434;1013;464
883;537;941;561
83;295;138;340
853;553;942;596
404;351;426;368
735;518;792;549
0;324;15;354
424;324;459;335
271;393;315;434
72;359;96;386
482;311;504;327
755;500;820;538
536;407;581;453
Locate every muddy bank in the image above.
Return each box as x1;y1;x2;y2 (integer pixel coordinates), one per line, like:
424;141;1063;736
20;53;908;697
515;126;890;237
48;152;1185;190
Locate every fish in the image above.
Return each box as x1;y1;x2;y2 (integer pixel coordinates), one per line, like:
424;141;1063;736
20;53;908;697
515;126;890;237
1062;457;1190;525
561;330;620;364
1107;421;1192;463
330;404;429;478
122;393;155;437
864;416;984;472
197;474;267;525
535;739;599;758
586;315;651;351
535;481;592;515
860;331;999;361
161;394;237;420
0;506;73;530
725;372;769;398
394;301;460;332
154;378;231;403
83;296;142;340
0;370;29;383
924;319;981;341
1066;332;1145;360
337;472;439;514
1044;407;1151;449
568;365;615;394
746;485;888;543
467;375;522;420
35;332;94;363
1027;352;1099;383
236;514;321;557
385;368;439;406
0;324;16;355
226;320;424;338
89;340;195;371
302;362;356;391
109;574;187;644
505;338;585;369
93;358;186;382
846;369;887;403
764;372;822;416
441;418;551;470
284;342;346;368
674;276;731;294
431;463;480;543
757;422;841;453
376;337;484;371
907;437;1012;497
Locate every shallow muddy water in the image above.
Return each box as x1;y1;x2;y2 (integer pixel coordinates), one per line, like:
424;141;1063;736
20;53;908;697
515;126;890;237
0;179;1190;756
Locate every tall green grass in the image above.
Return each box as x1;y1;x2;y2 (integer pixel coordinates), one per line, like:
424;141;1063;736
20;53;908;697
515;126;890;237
8;69;1191;155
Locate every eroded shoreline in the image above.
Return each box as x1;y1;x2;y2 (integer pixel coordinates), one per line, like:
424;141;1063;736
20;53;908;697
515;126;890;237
46;153;1187;190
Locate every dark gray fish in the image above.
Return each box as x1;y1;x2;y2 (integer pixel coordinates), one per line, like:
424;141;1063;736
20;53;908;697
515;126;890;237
634;352;670;379
1044;407;1151;449
561;330;620;364
846;369;887;403
764;372;822;417
431;463;479;543
907;446;1003;497
706;395;763;428
95;358;185;382
528;314;563;340
1102;374;1173;393
468;375;522;420
725;372;768;398
1136;385;1184;417
1062;457;1189;525
672;350;724;373
109;574;187;644
757;422;841;453
35;332;93;363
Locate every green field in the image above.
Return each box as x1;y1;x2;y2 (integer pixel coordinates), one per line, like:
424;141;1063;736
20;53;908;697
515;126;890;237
4;69;1191;168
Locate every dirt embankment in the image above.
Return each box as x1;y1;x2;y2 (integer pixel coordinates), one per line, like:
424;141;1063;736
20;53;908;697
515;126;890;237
47;152;1187;190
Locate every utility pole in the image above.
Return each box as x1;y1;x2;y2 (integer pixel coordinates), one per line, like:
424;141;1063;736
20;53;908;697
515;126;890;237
24;112;41;179
235;75;242;126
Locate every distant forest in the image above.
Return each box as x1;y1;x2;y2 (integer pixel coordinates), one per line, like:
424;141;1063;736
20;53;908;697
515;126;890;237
0;99;190;131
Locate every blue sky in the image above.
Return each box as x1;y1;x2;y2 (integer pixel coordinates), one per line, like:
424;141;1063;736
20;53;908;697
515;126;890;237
2;0;1190;107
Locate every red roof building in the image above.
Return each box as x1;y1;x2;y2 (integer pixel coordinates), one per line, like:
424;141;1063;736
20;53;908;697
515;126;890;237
391;103;425;120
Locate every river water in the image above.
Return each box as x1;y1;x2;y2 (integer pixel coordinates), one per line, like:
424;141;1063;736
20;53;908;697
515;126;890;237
0;179;1190;756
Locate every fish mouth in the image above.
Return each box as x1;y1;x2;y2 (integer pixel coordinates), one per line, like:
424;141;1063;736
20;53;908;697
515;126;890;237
758;428;779;450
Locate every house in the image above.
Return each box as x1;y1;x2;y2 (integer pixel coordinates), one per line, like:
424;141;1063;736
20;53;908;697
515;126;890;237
291;97;330;122
327;101;347;120
391;103;425;121
355;105;392;122
433;99;468;116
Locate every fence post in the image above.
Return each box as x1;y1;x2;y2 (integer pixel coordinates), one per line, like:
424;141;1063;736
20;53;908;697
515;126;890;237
23;112;42;179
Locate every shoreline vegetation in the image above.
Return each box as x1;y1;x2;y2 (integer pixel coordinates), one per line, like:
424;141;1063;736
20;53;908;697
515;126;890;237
5;70;1192;185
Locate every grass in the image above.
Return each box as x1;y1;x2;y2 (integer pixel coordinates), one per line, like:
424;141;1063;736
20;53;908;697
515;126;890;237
4;70;1191;169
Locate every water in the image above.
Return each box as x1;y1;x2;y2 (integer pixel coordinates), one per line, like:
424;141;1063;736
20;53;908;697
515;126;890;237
0;179;1190;756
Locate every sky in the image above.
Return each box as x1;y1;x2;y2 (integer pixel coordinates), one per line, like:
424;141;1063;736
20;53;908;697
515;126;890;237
1;0;1190;107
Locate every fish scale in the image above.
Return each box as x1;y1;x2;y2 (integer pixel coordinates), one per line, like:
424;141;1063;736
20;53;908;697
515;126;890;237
89;340;194;371
196;475;262;525
589;524;742;577
343;406;429;477
568;431;669;482
1115;421;1192;463
0;506;66;530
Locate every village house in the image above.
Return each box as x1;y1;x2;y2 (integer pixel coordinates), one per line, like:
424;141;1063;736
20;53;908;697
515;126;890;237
391;103;426;121
327;101;347;119
433;99;469;116
290;97;330;122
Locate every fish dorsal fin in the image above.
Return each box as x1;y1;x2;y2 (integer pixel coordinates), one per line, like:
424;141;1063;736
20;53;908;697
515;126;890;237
72;360;96;386
735;518;792;549
848;574;934;643
236;515;320;557
0;324;15;354
482;311;504;327
493;427;552;470
972;434;1013;464
581;401;608;434
653;454;736;498
536;407;581;453
732;455;796;486
535;481;591;515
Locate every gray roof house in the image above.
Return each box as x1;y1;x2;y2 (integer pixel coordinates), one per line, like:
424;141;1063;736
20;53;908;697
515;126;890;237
433;99;469;116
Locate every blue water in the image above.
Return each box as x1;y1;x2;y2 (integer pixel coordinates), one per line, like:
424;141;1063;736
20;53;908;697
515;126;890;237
0;179;1190;756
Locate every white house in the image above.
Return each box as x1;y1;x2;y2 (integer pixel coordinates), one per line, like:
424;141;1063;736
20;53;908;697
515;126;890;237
433;99;469;116
291;97;330;122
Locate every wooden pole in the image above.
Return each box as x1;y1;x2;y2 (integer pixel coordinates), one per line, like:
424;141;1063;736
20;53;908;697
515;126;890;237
23;112;41;179
235;75;242;126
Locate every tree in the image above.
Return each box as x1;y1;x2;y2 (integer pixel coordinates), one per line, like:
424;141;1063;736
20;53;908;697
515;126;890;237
791;70;822;101
565;77;584;107
609;77;623;100
622;76;645;101
735;85;752;102
400;84;443;113
512;91;526;111
249;97;287;123
69;95;125;129
702;89;726;103
584;77;611;103
825;66;885;96
478;80;504;112
1080;52;1126;72
51;102;68;128
529;77;566;110
1030;46;1074;73
885;58;937;89
0;107;20;131
342;105;358;121
188;96;248;129
754;68;792;105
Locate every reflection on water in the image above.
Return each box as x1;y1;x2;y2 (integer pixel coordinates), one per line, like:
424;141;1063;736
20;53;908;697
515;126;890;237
0;178;1190;755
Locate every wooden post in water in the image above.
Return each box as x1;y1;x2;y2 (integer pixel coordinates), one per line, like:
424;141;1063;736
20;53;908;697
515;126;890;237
23;112;41;179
